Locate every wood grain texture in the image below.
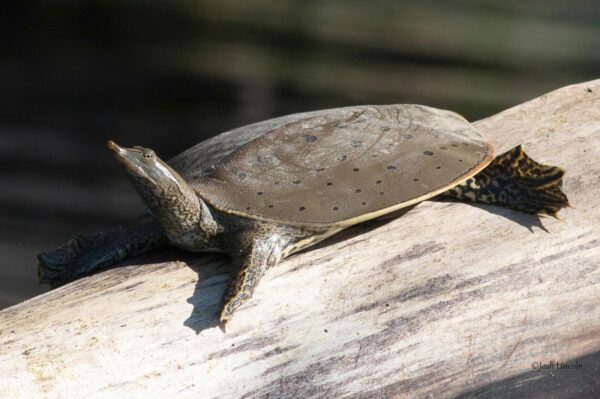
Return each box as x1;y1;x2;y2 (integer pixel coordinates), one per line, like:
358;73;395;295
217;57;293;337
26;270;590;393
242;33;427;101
1;81;599;399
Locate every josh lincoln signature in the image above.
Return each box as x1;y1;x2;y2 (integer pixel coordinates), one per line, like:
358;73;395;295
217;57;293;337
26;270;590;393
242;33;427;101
531;360;583;371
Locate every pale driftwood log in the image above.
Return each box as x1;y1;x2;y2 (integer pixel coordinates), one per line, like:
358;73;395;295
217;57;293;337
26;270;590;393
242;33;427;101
1;81;599;399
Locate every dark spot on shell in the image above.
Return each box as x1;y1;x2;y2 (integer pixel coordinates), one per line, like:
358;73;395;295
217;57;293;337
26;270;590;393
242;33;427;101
351;140;363;148
362;202;367;205
333;207;339;211
413;178;419;181
268;205;274;208
372;153;378;158
299;207;306;211
327;182;333;186
324;329;328;333
459;159;463;162
355;189;361;193
274;180;280;185
316;168;325;172
293;180;301;184
238;172;247;180
404;134;413;139
387;165;396;170
304;135;317;143
382;127;391;132
380;192;384;195
451;144;459;147
436;166;441;169
338;155;347;161
353;168;360;172
246;207;251;210
440;146;448;150
423;151;434;156
257;191;263;195
375;180;382;184
335;123;347;128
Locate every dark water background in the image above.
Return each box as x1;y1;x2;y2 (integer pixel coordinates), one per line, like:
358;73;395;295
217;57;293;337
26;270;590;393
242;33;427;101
1;1;598;309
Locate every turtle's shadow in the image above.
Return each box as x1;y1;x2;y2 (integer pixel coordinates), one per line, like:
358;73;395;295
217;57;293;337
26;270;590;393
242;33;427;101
181;254;229;333
181;201;548;334
110;247;229;334
433;198;550;233
181;207;415;334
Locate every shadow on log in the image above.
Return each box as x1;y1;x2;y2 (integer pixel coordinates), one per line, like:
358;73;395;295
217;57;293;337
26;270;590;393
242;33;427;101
184;208;413;334
1;81;599;398
455;350;600;398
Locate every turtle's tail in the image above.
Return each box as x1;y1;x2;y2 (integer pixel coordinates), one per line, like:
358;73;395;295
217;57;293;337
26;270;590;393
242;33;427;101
442;145;570;217
37;214;167;287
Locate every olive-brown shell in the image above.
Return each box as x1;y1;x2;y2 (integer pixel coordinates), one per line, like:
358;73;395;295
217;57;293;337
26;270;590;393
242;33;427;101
186;105;494;226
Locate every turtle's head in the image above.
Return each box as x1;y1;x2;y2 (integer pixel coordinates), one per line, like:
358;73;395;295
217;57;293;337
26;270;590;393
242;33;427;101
107;140;183;195
107;140;217;250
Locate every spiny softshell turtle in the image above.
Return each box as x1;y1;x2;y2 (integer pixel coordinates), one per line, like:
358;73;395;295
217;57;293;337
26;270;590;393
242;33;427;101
38;104;569;328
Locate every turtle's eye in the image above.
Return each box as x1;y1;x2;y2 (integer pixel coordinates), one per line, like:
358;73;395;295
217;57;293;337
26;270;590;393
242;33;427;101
142;150;155;160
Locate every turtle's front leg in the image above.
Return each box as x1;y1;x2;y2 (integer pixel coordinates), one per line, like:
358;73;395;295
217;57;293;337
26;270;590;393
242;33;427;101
220;236;286;329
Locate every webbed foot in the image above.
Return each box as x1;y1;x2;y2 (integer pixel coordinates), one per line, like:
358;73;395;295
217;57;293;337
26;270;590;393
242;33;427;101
37;215;166;287
443;145;570;216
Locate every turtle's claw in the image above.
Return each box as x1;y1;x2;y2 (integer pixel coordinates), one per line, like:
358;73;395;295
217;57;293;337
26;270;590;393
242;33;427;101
218;319;228;333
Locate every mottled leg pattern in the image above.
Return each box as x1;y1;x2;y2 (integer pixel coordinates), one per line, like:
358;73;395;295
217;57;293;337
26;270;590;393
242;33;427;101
37;214;168;287
442;145;570;216
220;236;285;329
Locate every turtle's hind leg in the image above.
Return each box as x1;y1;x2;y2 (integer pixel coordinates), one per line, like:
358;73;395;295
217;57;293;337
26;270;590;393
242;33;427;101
442;145;569;217
37;214;167;287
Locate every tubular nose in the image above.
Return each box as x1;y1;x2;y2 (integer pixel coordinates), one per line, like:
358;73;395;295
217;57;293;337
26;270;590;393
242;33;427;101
107;140;120;151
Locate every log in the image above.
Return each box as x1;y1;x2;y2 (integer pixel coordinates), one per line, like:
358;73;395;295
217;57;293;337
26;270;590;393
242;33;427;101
1;81;599;398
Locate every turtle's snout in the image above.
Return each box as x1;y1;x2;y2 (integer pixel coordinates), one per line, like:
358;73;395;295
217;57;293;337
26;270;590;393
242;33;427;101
107;140;121;152
107;140;129;159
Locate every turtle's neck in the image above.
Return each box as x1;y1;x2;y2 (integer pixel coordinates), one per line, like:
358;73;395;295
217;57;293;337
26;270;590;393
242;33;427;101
108;141;220;250
138;177;219;251
122;164;219;251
